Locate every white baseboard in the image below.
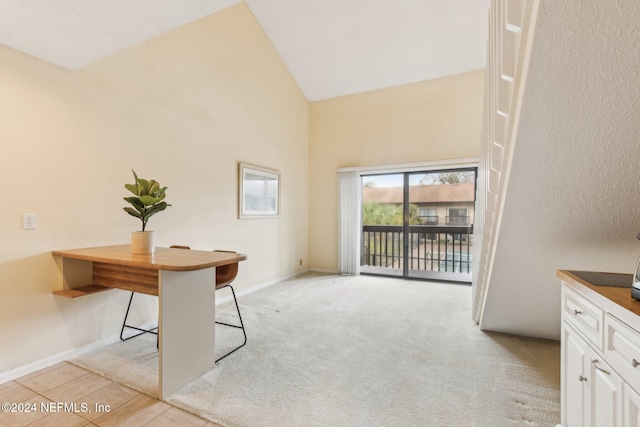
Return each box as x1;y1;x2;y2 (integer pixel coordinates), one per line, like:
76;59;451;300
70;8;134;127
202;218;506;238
1;271;305;384
216;270;306;304
0;322;160;385
308;267;340;274
1;334;114;384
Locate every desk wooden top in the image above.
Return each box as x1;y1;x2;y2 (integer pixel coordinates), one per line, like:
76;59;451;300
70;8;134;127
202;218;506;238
53;245;247;272
558;269;640;317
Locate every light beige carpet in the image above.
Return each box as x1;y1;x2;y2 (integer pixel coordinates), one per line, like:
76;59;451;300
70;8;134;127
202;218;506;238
71;273;560;426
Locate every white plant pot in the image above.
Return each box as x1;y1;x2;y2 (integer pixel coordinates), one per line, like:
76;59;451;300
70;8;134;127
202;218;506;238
131;231;155;254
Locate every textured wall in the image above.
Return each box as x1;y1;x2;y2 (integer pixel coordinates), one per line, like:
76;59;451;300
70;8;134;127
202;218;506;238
480;0;640;339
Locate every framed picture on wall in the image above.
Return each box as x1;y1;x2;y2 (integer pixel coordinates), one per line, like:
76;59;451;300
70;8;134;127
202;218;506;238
239;163;280;219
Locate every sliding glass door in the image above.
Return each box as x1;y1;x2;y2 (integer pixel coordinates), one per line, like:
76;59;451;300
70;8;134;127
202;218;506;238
360;173;404;277
360;168;476;283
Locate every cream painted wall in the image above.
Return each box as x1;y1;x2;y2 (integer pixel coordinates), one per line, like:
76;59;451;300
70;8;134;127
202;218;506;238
0;3;308;374
308;70;485;271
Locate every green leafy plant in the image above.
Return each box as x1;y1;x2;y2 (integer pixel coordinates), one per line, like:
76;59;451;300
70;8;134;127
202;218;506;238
123;170;171;231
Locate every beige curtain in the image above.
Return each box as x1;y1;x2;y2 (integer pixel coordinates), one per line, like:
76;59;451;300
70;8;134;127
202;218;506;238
337;170;361;275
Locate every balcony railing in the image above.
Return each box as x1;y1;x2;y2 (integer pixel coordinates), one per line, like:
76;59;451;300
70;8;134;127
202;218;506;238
361;225;473;278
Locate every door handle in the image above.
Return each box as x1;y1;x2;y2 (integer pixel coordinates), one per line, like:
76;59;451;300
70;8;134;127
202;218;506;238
592;359;610;375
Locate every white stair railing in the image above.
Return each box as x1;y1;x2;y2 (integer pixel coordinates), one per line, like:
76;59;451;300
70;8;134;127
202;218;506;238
472;0;540;322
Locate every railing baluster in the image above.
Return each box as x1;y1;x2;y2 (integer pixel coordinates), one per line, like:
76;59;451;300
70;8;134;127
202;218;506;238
398;231;402;269
400;231;404;270
386;231;388;268
416;232;420;271
362;231;366;265
383;232;387;267
422;232;426;271
390;231;394;268
411;233;420;270
374;231;377;266
393;231;396;268
407;233;415;270
430;234;434;271
397;230;400;268
373;232;376;266
437;232;441;271
469;235;472;273
378;231;381;267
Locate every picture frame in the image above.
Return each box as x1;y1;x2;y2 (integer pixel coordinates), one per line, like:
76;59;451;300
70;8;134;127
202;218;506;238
239;163;280;219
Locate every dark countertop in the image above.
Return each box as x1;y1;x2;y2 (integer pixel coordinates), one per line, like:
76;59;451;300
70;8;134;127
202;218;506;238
565;270;633;288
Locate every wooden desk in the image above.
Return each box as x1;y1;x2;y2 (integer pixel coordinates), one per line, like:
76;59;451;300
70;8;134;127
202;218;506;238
52;245;247;399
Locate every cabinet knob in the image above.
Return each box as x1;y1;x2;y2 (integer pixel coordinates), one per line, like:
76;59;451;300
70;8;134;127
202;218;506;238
633;359;639;368
574;309;583;315
579;375;587;382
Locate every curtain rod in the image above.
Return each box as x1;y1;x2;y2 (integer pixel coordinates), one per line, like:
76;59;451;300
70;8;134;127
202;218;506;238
336;157;479;174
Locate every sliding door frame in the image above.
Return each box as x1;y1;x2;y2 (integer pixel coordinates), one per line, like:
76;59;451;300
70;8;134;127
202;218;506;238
338;157;480;280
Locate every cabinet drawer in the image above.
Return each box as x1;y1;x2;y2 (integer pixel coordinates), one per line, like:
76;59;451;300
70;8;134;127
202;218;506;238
605;314;640;395
563;285;605;349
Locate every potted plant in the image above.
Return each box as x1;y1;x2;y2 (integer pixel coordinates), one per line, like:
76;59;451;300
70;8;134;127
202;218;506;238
123;169;171;254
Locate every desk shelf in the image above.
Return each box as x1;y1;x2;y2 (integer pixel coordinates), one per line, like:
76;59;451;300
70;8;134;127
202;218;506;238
53;285;112;298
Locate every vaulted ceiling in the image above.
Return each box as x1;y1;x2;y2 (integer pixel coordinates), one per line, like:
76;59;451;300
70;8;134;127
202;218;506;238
0;0;489;101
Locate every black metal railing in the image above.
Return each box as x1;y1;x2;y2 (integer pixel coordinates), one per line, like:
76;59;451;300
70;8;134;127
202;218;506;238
361;225;473;274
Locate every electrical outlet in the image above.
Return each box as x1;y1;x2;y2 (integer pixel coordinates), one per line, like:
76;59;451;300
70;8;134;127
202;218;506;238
23;213;36;229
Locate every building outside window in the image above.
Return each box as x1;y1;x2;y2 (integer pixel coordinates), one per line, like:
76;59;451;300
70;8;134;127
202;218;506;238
419;208;438;225
447;208;468;225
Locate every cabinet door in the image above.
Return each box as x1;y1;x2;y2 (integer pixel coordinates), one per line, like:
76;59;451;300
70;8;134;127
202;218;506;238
625;383;640;427
563;325;588;427
588;350;623;427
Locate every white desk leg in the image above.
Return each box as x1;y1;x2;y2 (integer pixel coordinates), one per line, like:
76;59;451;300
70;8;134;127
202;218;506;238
158;268;216;399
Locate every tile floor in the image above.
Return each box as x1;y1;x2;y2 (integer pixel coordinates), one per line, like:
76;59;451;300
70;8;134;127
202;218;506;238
0;362;222;427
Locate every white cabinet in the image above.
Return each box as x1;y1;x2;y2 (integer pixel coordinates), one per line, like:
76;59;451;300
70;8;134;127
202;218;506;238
559;279;640;426
588;351;623;427
562;324;588;426
625;383;640;427
563;285;604;348
562;322;623;426
606;314;640;395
